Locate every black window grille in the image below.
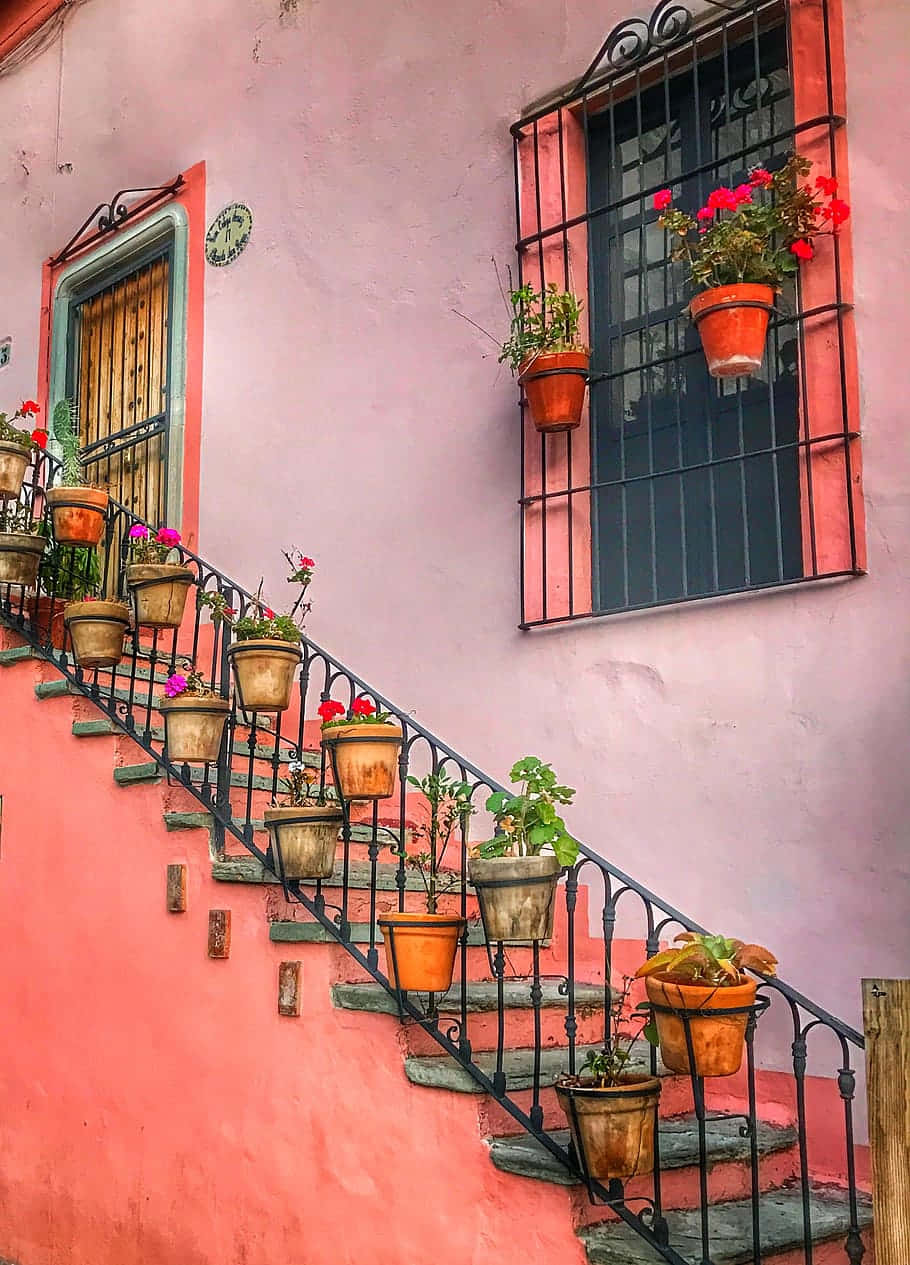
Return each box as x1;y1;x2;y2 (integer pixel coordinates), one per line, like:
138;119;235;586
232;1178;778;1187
512;0;863;629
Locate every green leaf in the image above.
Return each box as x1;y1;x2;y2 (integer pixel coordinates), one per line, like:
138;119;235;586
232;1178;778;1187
528;824;554;846
485;791;509;814
551;831;579;868
643;1021;660;1046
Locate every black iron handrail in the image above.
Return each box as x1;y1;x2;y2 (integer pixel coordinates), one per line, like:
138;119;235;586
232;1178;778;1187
0;447;868;1265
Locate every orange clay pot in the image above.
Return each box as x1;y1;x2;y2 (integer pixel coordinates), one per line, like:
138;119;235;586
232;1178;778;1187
378;912;465;993
0;441;31;499
322;721;403;800
645;973;757;1078
518;350;590;433
46;486;109;547
689;284;775;379
555;1073;661;1180
227;638;302;712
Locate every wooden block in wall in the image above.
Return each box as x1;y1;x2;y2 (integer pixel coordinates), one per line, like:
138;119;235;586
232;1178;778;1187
166;864;187;912
208;909;231;959
278;961;301;1017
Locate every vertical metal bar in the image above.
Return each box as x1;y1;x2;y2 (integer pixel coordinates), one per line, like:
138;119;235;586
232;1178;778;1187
607;82;630;608
663;52;689;598
532;119;548;623
530;939;543;1129
635;67;658;603
746;1010;763;1265
556;106;575;616
514;131;528;626
564;867;578;1075
791;1019;814;1264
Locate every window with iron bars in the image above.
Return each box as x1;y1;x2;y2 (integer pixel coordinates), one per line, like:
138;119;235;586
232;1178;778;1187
512;0;864;629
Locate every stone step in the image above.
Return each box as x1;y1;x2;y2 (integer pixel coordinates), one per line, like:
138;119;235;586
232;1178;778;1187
269;919;488;946
0;645;41;666
579;1187;873;1265
212;855;448;893
334;979;604;1019
34;674;274;730
114;762;280;790
169;813;397;853
72;719;290;761
404;1043;633;1094
489;1118;798;1186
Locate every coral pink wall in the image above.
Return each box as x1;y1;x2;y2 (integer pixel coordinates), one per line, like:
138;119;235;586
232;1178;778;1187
0;0;906;1037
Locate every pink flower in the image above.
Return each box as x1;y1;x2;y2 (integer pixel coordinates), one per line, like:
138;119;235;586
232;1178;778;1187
707;186;739;212
301;556;315;568
749;167;773;188
156;527;181;548
653;189;673;211
129;524;149;539
696;206;714;222
164;673;187;698
790;239;814;261
733;184;753;205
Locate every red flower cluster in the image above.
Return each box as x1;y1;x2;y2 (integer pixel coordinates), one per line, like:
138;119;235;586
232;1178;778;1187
264;607;275;619
790;239;814;260
816;175;838;197
301;556;315;569
653;188;673;211
31;429;48;449
351;697;376;718
20;400;39;416
822;197;850;227
749;167;773;189
317;700;345;723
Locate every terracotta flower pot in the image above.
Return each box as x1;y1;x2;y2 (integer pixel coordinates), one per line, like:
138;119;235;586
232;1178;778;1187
645;973;757;1077
689;283;775;379
467;853;560;943
518;349;590;433
0;532;46;588
264;805;343;880
126;563;194;629
378;912;465;993
47;486;109;548
321;721;403;800
0;441;31;499
64;600;131;669
32;596;67;650
555;1074;661;1180
159;693;231;764
227;638;302;712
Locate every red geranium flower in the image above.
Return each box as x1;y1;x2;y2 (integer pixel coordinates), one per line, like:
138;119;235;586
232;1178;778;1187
733;183;753;206
821;197;850;228
696;206;714;222
317;700;345;723
30;428;48;449
815;175;838;196
351;697;376;718
790;239;814;261
20;400;39;415
653;189;673;211
301;556;315;568
749;167;773;188
707;186;738;212
264;607;275;619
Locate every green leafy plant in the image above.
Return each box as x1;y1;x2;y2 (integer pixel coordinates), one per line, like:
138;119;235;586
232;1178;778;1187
36;518;101;600
318;696;392;728
0;400;45;451
271;760;338;809
390;769;475;913
635;932;778;987
0;504;41;535
199;550;314;643
499;283;585;374
477;756;579;868
655;156;850;291
563;977;659;1088
52;399;87;487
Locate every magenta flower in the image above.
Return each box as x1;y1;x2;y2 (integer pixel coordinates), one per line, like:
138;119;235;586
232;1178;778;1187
129;524;149;539
164;674;188;698
156;527;181;548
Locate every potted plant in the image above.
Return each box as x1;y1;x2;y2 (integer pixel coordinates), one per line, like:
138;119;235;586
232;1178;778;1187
158;666;231;764
64;592;131;669
0;504;46;589
210;551;313;713
0;401;45;499
500;283;589;433
468;756;578;943
35;522;103;651
319;696;403;801
125;524;194;629
378;769;473;993
555;977;661;1182
655;156;850;378
264;762;343;881
45;400;109;547
635;932;777;1077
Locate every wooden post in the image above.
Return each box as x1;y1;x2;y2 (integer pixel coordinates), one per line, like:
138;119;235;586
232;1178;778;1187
862;978;910;1264
278;962;302;1017
208;910;231;959
166;864;187;912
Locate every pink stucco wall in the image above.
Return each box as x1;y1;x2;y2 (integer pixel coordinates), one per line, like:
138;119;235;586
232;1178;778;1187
0;0;907;1044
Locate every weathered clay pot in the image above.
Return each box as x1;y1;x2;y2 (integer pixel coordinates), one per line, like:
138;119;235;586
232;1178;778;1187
645;973;757;1077
689;283;775;379
0;532;46;588
47;486;109;547
33;596;67;650
378;912;465;993
468;853;560;942
159;693;231;764
321;721;403;800
64;600;131;668
264;804;343;880
126;563;194;629
518;349;590;433
227;638;302;712
555;1074;661;1180
0;441;31;499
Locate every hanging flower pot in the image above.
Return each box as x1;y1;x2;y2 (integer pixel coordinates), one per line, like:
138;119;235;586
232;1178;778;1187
64;599;131;669
47;486;109;548
378;912;465;993
635;932;777;1078
0;441;31;500
158;671;230;764
227;638;302;712
264;804;343;880
468;853;561;942
519;349;590;433
555;1074;661;1180
126;563;194;629
689;284;775;379
319;699;402;800
0;529;46;588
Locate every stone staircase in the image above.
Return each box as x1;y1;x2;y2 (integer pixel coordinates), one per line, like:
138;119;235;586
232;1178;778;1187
0;633;873;1265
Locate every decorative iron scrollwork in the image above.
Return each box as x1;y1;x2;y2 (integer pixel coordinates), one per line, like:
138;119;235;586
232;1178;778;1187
51;176;185;266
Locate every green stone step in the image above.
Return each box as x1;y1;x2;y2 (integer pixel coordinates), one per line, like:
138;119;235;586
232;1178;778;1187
489;1118;797;1186
72;719;120;737
167;813;392;850
404;1043;619;1094
333;979;604;1019
34;678;75;700
579;1187;873;1265
0;645;41;666
212;856;450;893
269;919;487;946
116;762;279;791
35;675;275;731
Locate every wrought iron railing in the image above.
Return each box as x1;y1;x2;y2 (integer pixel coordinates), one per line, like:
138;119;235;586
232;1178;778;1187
1;446;869;1264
